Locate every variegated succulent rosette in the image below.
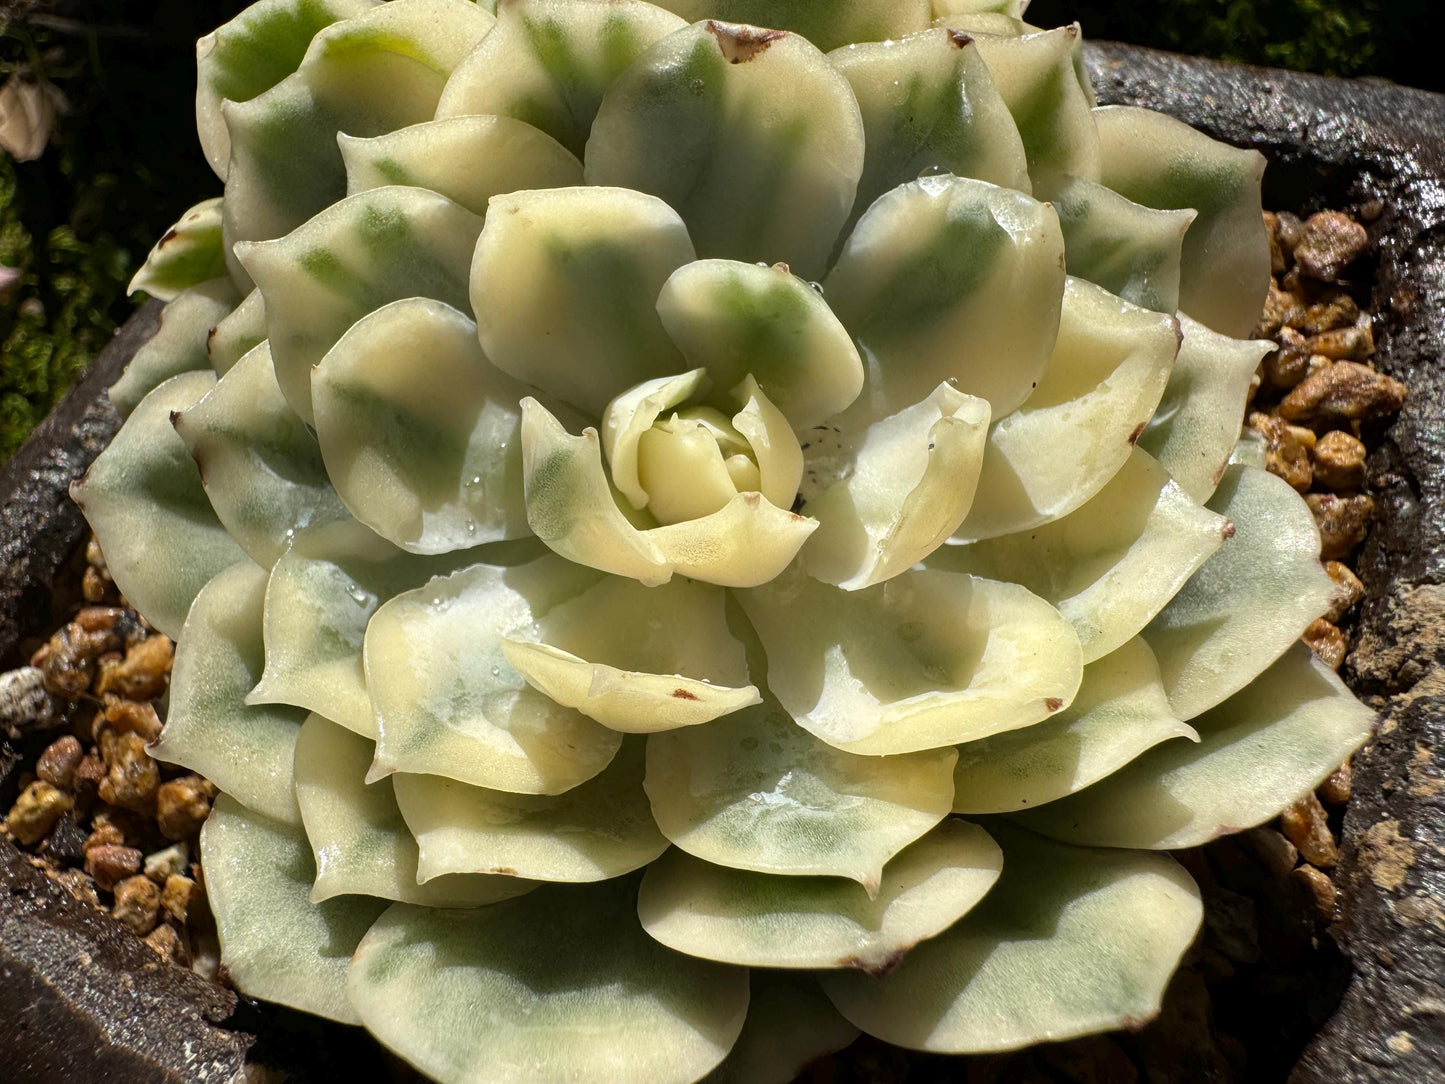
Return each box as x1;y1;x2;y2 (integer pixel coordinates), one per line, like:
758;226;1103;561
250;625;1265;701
77;0;1376;1080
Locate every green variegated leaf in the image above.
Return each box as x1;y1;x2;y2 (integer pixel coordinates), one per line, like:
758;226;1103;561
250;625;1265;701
1052;176;1195;314
201;795;387;1024
392;737;667;883
195;0;377;178
110;279;240;418
73;372;247;638
823;175;1064;423
348;881;748;1084
932;11;1025;35
740;566;1082;756
699;973;859;1084
470;186;693;416
503;574;759;733
1017;643;1376;848
931;0;1028;19
1142;464;1335;720
207;288;267;376
644;700;957;891
1138;315;1272;503
365;556;624;794
655;260;864;430
955;276;1180;541
339;115;583;217
951;636;1196;814
929;448;1229;663
585;20;865;281
638;819;1000;971
435;0;686;158
803;383;990;590
830;28;1030;236
822;825;1201;1052
1094;104;1270;338
311;297;530;554
128;197;229;301
293;715;540;905
152;561;306;824
651;0;932;52
237;185;482;421
173;341;349;568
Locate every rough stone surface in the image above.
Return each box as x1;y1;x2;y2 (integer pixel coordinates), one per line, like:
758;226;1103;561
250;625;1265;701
1085;40;1445;1084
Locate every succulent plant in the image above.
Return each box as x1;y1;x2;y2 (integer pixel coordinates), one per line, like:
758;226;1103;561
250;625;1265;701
77;0;1375;1080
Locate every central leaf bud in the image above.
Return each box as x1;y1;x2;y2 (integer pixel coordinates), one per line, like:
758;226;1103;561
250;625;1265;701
637;407;762;525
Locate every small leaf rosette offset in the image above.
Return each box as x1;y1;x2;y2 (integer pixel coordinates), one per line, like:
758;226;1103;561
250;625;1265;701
80;0;1376;1080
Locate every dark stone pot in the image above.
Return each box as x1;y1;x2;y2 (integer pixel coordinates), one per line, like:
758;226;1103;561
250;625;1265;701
0;42;1442;1084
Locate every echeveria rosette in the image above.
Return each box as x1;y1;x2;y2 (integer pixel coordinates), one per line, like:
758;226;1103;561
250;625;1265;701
76;1;1376;1081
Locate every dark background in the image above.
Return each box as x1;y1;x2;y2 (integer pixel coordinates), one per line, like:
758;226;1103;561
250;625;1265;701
0;0;1439;459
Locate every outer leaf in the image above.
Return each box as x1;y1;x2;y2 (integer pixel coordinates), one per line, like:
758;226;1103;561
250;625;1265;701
955;276;1180;541
128;197;228;301
930;448;1229;663
364;556;624;794
822;825;1201;1052
823;174;1064;424
208;288;267;376
644;700;957;892
1138;314;1271;503
348;881;749;1084
292;715;539;905
311;297;530;554
699;973;859;1084
1017;642;1376;848
339;114;583;217
237;185;482;422
470;186;693;416
585;20;865;281
72;372;246;638
435;0;686;158
932;0;1028;20
638;819;1001;971
1094;104;1270;338
739;566;1082;756
1142;464;1336;720
950;636;1196;814
392;737;668;883
151;561;306;824
201;795;387;1024
173;341;349;568
650;0;932;52
110;279;240;418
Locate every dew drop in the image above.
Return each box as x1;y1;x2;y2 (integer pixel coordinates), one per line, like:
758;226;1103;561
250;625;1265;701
808;281;825;296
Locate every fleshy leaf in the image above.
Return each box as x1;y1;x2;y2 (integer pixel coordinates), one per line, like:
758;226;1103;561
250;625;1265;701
951;636;1196;814
585;20;865;281
803;383;991;590
293;715;540;905
128;197;229;301
110;279;240;418
739;566;1082;756
823;174;1064;424
1052;175;1195;314
931;0;1028;20
502;573;759;733
1094;104;1270;338
651;0;932;52
339;114;583;217
365;556;625;794
829;28;1030;237
822;825;1201;1052
435;0;686;159
470;186;693;416
72;372;246;638
955;276;1180;541
638;819;1001;971
311;297;530;554
929;447;1229;662
208;288;267;376
1138;314;1272;503
201;795;387;1024
392;737;668;883
655;260;864;430
644;700;957;891
348;880;748;1084
699;973;860;1084
1017;642;1376;848
1141;464;1335;720
173;341;349;568
237;184;483;421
